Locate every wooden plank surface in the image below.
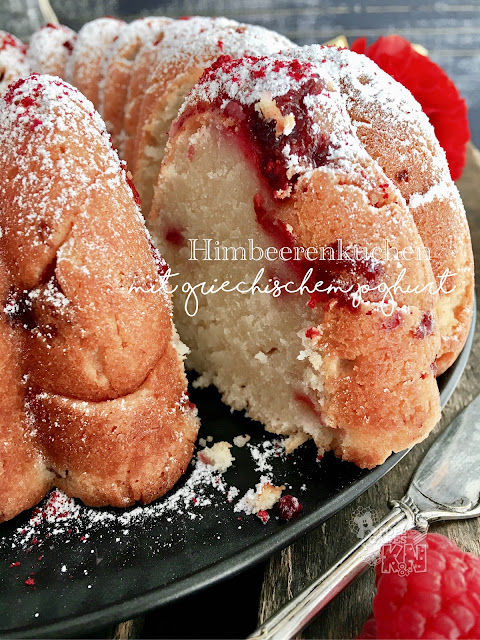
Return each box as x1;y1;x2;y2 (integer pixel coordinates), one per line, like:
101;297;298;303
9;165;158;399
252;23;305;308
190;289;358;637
257;144;480;639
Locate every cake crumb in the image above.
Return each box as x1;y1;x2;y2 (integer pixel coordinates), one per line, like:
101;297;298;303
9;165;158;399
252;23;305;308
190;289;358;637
254;93;296;137
233;434;251;448
234;477;285;515
198;441;234;473
226;486;240;502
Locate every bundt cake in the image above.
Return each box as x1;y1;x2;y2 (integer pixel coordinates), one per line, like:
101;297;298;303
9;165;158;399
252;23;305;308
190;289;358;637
0;75;198;522
0;15;474;521
148;55;442;468
26;23;76;79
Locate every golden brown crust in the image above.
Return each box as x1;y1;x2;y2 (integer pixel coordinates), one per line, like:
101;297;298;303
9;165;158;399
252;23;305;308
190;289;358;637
20;179;171;401
0;79;170;400
30;340;197;507
286;46;474;374
0;75;198;522
265;161;440;468
0;265;53;522
100;17;171;152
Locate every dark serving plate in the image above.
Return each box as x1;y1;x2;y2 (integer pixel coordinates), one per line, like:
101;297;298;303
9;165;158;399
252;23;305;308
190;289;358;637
0;309;475;639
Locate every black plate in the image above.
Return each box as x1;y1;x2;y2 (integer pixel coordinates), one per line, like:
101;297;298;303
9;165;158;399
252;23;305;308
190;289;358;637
0;309;475;639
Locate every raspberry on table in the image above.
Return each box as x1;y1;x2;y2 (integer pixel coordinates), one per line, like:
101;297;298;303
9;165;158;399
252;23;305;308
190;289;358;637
357;531;480;639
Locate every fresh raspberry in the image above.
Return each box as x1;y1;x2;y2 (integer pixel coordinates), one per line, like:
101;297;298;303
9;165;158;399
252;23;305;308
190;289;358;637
277;495;303;521
357;532;480;639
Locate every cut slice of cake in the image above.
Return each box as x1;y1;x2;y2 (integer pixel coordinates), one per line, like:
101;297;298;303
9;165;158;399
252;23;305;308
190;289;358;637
148;55;441;469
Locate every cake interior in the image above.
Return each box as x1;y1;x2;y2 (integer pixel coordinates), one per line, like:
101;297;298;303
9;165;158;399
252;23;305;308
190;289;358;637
137;77;200;214
150;121;339;453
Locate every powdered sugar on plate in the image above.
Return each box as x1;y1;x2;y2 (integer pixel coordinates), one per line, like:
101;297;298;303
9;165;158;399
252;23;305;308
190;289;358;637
0;434;289;555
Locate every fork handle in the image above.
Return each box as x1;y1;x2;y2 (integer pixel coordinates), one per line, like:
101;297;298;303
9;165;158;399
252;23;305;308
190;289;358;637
249;502;421;640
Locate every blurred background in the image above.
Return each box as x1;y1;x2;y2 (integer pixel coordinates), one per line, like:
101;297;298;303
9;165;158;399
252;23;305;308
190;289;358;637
2;0;479;145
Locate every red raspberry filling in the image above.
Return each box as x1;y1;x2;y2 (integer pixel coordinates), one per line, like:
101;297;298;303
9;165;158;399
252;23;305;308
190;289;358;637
183;56;330;198
414;312;435;339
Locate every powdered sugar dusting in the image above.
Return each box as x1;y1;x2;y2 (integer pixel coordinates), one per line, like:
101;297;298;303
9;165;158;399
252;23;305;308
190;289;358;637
285;45;456;204
99;17;170;113
188;55;314;107
27;24;77;79
133;17;293;111
0;74;160;278
248;438;284;473
0;75;122;258
65;17;125;94
409;181;459;209
1;435;289;553
158;18;293;72
104;16;171;66
141;17;237;67
278;44;470;310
